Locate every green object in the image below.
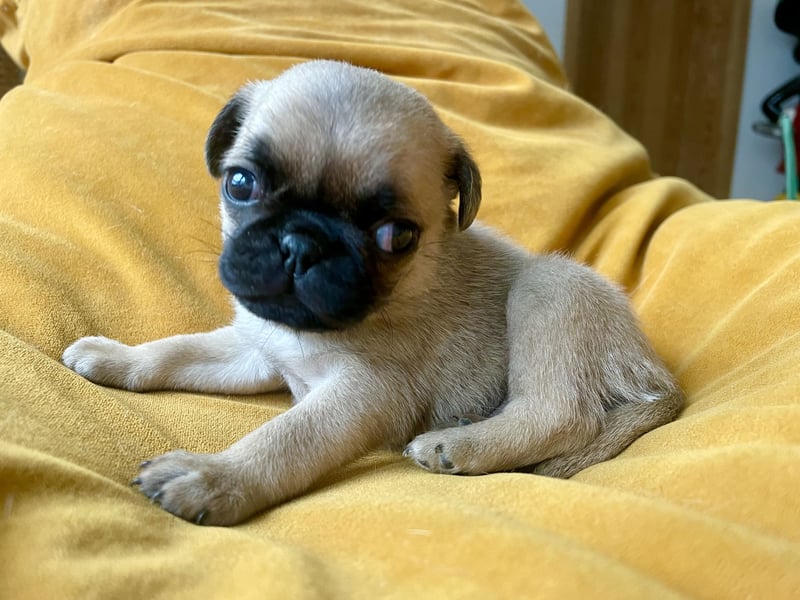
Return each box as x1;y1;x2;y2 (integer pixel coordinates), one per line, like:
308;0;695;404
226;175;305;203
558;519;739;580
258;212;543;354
780;111;797;200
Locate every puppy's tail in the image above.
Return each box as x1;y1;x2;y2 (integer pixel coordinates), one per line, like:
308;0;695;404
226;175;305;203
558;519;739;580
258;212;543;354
528;387;684;479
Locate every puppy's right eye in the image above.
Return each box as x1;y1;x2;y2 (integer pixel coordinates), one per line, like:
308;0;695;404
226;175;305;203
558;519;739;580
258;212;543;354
374;220;419;254
223;169;260;204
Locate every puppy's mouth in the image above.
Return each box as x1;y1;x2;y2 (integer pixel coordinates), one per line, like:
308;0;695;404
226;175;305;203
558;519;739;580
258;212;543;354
218;213;376;331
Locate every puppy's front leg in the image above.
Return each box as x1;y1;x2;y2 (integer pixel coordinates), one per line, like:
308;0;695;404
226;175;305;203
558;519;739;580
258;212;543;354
133;381;393;525
62;326;283;394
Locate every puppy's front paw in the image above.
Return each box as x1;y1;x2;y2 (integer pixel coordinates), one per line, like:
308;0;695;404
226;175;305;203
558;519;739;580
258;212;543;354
404;428;480;475
62;336;150;390
133;451;252;526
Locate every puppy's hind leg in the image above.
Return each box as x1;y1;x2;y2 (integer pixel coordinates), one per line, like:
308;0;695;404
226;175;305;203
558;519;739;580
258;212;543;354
532;376;683;478
404;392;604;475
405;255;684;478
527;258;685;478
405;256;613;475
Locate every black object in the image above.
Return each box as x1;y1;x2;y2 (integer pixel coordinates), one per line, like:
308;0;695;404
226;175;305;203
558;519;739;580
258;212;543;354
761;74;800;122
776;0;800;62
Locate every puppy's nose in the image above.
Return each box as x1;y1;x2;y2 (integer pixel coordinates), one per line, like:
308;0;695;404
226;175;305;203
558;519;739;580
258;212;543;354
280;233;322;276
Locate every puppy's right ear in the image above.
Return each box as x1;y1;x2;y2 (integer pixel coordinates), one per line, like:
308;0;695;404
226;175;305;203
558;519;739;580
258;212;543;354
205;94;247;178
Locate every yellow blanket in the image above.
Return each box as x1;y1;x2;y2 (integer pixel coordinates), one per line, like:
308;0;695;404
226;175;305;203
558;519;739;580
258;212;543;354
2;1;799;597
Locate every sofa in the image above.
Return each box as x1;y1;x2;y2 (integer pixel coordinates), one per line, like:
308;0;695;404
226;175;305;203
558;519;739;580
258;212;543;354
1;1;798;597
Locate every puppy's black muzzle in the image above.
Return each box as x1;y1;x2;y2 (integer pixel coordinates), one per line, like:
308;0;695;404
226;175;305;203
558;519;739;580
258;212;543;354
219;211;376;331
280;232;321;278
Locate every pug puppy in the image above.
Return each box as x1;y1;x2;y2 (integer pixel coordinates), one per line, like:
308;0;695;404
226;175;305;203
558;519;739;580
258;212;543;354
62;60;683;526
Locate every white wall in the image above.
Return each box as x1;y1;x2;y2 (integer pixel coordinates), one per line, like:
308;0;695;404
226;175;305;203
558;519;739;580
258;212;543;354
523;0;799;201
521;0;566;58
731;0;798;200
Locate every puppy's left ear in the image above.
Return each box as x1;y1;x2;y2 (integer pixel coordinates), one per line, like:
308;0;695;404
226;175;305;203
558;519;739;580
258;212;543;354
448;141;482;231
205;93;248;178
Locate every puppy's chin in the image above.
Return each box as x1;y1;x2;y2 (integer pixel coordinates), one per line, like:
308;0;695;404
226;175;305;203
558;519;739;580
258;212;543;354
218;212;378;332
233;296;361;331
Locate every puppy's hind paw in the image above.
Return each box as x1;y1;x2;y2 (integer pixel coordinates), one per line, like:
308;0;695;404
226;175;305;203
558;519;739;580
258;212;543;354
403;441;456;473
404;429;481;475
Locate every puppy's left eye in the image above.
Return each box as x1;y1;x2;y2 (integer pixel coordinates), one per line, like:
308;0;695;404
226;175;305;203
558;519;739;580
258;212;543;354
375;221;419;254
223;169;260;204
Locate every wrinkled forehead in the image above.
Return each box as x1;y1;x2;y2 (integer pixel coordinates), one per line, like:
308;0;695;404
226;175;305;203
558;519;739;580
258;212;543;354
236;117;397;201
223;72;452;212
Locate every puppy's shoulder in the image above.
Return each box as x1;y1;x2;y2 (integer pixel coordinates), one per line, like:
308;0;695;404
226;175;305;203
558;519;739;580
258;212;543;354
463;220;525;250
455;221;529;267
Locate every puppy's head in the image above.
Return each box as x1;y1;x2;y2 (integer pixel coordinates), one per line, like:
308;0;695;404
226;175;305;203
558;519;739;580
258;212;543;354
206;60;481;331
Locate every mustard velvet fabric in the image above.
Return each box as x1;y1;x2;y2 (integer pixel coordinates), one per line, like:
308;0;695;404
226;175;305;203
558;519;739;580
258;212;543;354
1;1;799;597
